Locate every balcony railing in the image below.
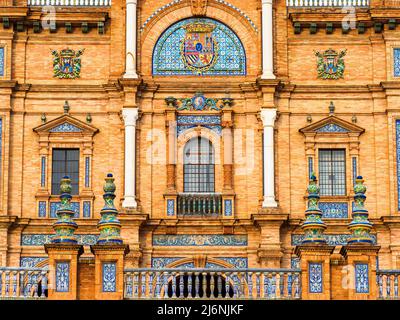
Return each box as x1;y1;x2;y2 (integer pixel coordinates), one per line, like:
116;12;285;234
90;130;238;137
123;268;302;299
177;193;222;217
28;0;111;6
0;267;48;299
286;0;369;7
377;270;400;299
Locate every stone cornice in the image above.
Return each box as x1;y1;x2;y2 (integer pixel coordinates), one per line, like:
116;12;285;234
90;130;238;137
90;244;130;255
295;244;335;257
44;243;84;255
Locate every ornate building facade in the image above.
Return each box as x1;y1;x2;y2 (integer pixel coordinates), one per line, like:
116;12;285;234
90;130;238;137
0;0;400;300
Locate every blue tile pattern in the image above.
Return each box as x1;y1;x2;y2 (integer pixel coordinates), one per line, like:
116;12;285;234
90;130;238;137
102;263;117;292
177;115;221;137
56;262;70;292
41;156;46;187
152;234;248;246
355;263;369;293
83;201;91;218
153;18;246;76
167;199;175;216
0;47;4;77
319;202;348;218
20;257;47;268
308;157;313;179
50;201;80;218
309;263;323;293
215;257;248;268
291;257;300;269
21;234;98;246
394;48;400;77
316;123;349;133
352;157;357;186
396;120;400;210
38;201;47;218
291;234;377;246
49;123;82;133
151;257;184;268
85;157;90;188
224;199;232;216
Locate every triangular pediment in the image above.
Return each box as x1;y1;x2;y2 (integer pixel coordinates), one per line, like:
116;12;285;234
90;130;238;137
299;115;365;135
33;114;98;136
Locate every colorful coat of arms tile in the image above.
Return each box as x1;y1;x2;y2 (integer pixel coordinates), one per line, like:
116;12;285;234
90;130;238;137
51;48;85;79
315;48;347;80
180;22;219;75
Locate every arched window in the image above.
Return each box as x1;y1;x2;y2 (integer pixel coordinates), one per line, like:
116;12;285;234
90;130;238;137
183;137;215;192
152;18;246;76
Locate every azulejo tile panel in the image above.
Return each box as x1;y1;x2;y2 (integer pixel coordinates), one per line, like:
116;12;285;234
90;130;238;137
308;263;323;293
316;123;349;133
21;234;98;246
291;234;377;246
50;201;80;218
214;257;248;268
83;201;91;218
49;122;82;133
152;234;248;246
153;18;246;76
177;115;222;137
151;257;184;268
319;202;348;218
38;201;47;217
224;200;232;216
394;48;400;77
167;199;175;216
20;257;48;268
0;47;4;77
355;263;369;293
56;262;70;292
102;263;117;292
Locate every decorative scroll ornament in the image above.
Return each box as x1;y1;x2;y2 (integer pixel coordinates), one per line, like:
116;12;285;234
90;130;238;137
191;0;208;16
301;173;327;244
165;92;233;111
347;176;374;245
180;22;218;75
51;48;85;79
97;173;123;245
51;176;78;244
315;48;347;80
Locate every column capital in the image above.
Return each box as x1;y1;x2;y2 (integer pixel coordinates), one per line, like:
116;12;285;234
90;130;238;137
260;108;277;127
126;0;137;4
262;0;273;4
122;108;139;126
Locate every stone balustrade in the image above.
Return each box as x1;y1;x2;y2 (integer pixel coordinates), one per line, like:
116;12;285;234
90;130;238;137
377;270;400;299
177;193;222;217
123;268;301;299
286;0;369;6
0;267;48;299
28;0;111;6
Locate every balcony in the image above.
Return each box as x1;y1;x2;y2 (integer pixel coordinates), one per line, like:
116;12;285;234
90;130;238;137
27;0;111;6
286;0;369;7
177;193;222;217
377;270;400;299
123;268;302;299
0;267;48;299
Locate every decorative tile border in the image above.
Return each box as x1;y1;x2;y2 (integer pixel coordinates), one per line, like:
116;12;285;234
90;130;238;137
0;47;4;77
177;115;222;137
224;200;232;216
152;234;248;246
21;234;98;246
56;262;70;292
352;157;357;186
20;257;48;268
355;263;369;293
41;156;46;187
291;234;377;246
308;157;313;179
309;263;323;293
319;202;348;219
83;201;91;218
214;257;248;268
85;157;90;188
167;199;175;216
50;201;80;218
151;257;184;268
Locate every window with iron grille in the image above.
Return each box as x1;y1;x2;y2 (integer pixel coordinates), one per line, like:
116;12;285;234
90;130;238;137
51;148;79;195
183;137;215;192
318;149;346;196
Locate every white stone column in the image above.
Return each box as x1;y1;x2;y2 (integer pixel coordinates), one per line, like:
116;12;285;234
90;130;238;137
261;108;277;207
261;0;276;79
122;108;139;208
123;0;138;79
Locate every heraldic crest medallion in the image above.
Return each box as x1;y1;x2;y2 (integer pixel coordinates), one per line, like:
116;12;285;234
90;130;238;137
51;48;85;79
315;48;347;80
180;21;219;75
